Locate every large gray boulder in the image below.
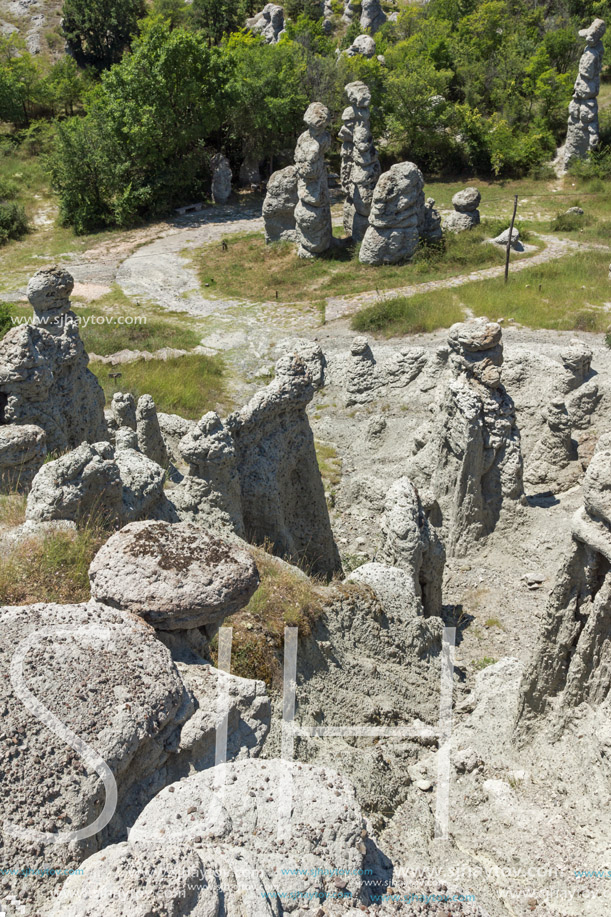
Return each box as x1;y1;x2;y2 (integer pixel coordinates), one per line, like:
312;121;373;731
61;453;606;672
89;520;260;631
359;162;425;265
246;3;285;43
563;19;606;169
443;187;481;233
339;81;381;242
360;0;386;33
0;423;46;492
0;268;106;457
344;33;376;58
262;164;298;244
25;441;166;527
294;102;333;259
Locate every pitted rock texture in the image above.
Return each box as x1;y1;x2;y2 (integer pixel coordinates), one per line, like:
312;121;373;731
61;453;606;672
25;442;166;527
262;165;298;244
53;759;376;916
359;162;425;265
421;197;443;243
211;152;232;204
247;3;285;44
227;354;341;575
378;477;445;617
294;102;333;258
174;411;245;536
524;399;577;490
0;269;106;456
339;81;381;242
516;433;611;734
111;391;137;431
443;188;481;233
136;394;168;468
563;18;606;169
88;521;260;630
408;319;524;556
0;423;46;491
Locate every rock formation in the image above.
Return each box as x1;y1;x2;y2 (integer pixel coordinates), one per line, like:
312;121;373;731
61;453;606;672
524;399;576;490
262;164;298;244
246;3;285;43
491;226;523;251
294;102;333;259
111;391;137;430
443;188;481;233
359;162;425;265
89;520;260;631
378;477;445;617
226;354;341;575
174;411;245;536
211;153;232;204
136;394;168;467
563;18;606;170
516;433;611;734
343;0;355;24
361;0;386;33
345;335;381;405
25;440;166;527
344;33;377;58
339;81;381;242
409;318;524;556
0;268;106;456
0;423;46;491
421;197;443;243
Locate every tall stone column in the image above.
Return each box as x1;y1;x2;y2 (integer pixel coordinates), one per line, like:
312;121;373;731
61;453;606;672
563;19;606;170
294;102;333;260
339;81;381;242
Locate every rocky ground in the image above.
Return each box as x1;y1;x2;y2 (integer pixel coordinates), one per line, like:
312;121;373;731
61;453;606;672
2;198;611;917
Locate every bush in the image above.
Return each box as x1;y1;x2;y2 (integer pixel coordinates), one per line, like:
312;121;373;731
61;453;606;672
0;200;29;245
0;302;12;337
568;147;611;182
550;211;590;232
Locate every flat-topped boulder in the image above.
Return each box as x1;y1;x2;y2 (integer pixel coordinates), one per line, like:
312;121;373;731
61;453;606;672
88;521;260;630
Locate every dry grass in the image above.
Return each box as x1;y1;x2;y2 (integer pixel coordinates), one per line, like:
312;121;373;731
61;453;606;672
0;493;27;529
315;441;342;489
208;547;326;687
0;525;106;606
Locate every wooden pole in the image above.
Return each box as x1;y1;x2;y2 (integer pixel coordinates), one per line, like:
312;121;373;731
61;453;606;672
505;194;518;284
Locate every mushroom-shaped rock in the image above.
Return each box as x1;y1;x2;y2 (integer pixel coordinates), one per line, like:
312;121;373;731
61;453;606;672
452;188;481;212
88;521;260;630
26;267;74;317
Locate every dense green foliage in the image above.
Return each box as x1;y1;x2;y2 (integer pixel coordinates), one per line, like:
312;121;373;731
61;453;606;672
0;0;609;233
62;0;147;70
0;177;28;245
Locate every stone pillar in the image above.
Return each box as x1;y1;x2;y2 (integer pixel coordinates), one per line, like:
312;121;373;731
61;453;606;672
563;19;606;170
339;81;381;242
294;103;333;260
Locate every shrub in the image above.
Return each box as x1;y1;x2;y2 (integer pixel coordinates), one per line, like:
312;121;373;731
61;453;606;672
0;201;29;245
0;302;12;337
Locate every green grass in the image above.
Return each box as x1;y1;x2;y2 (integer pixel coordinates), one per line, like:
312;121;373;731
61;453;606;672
473;656;498;671
315;441;342;488
193;222;513;304
352;249;611;336
91;353;230;419
72;286;203;356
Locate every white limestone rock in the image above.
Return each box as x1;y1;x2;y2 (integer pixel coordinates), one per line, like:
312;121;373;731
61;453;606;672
563;19;606;169
0;423;46;492
360;0;386;33
359;162;425;265
340;81;381;242
136;394;168;468
344;33;377;58
262;164;298;244
294;102;333;258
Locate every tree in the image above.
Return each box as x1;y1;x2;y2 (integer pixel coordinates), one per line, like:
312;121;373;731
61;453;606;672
189;0;248;45
0;35;45;126
62;0;147;70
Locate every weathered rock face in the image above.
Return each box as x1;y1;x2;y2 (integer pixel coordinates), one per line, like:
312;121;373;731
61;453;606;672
345;335;381;406
378;477;445;617
262;164;298;244
344;33;377;57
25;441;166;527
421;197;443;243
443;187;481;233
246;2;285;43
0;423;46;491
359;162;425;265
0;268;106;457
563;18;606;170
294;102;333;259
211;152;232;204
226;354;341;576
111;391;136;431
339;81;381;242
0;597;270;914
343;0;356;24
361;0;386;33
136;394;168;468
408;319;524;556
516;434;611;735
89;520;260;631
175;411;245;536
524;399;576;490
